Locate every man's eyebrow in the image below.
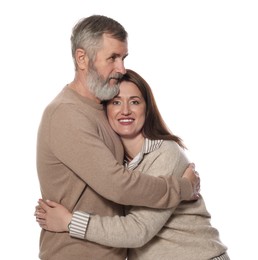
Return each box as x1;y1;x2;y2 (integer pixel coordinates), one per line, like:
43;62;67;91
123;53;129;60
108;53;128;59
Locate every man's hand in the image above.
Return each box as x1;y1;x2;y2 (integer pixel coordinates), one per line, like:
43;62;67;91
183;163;200;200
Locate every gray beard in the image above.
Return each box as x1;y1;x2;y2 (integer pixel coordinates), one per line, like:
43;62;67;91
87;64;121;101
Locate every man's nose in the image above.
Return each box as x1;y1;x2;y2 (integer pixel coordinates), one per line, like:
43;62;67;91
115;60;126;75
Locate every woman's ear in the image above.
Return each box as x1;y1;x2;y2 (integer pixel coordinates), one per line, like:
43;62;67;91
75;48;89;70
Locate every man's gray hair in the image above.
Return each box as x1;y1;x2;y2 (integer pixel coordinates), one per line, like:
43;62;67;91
71;15;128;68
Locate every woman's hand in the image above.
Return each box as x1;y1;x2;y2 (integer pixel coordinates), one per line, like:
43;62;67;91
34;199;72;232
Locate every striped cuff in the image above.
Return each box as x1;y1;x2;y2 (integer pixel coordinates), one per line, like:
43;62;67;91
69;211;90;239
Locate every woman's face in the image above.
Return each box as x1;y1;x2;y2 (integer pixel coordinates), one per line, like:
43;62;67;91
107;81;146;140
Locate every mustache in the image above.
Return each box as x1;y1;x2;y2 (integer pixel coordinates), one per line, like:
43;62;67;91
108;73;123;82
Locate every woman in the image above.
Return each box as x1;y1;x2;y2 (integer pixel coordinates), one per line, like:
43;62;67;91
36;69;229;260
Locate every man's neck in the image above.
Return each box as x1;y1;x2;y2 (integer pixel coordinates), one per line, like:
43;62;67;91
69;77;101;103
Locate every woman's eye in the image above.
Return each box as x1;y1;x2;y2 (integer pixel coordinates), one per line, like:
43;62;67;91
131;100;139;105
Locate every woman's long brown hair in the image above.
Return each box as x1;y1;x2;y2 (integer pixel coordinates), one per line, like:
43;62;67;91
121;69;186;149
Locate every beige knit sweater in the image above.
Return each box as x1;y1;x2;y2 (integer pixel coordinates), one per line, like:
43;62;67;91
85;139;228;260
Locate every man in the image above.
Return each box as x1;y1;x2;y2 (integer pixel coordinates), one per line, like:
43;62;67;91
37;15;200;260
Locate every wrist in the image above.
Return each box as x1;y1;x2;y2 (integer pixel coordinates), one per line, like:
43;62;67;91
67;221;71;232
66;214;73;232
69;211;90;239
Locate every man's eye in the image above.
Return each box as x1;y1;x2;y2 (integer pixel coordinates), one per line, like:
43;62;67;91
109;56;116;62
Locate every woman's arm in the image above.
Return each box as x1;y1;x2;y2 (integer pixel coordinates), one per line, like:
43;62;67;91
86;206;174;247
35;199;174;248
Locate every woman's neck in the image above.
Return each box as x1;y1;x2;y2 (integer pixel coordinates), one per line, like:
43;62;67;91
121;135;145;162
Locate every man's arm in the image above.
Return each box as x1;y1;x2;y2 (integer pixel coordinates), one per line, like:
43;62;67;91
35;145;196;246
49;105;199;208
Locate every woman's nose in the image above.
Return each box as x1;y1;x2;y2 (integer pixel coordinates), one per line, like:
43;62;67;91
121;103;131;115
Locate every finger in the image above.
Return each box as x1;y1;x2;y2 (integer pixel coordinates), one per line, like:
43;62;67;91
192;193;200;200
38;208;46;213
194;194;200;200
34;208;45;216
34;207;46;214
45;199;60;208
35;205;45;211
187;163;195;170
189;162;195;169
36;217;46;225
38;199;52;211
35;211;46;219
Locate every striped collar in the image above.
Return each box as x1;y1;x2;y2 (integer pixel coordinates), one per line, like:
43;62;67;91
126;138;163;170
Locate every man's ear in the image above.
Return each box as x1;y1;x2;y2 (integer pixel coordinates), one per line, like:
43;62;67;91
75;48;89;70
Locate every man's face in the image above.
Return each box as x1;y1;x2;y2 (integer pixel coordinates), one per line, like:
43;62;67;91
87;61;122;101
87;34;128;101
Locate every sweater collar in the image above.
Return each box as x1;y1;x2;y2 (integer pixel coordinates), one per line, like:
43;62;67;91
127;138;163;170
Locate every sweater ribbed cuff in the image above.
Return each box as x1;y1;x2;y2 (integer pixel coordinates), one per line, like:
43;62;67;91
69;211;90;239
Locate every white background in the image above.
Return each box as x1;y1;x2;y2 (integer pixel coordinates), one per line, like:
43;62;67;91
0;0;257;259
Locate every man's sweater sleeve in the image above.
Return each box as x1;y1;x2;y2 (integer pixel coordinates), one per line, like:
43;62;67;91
51;106;193;209
70;142;189;246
